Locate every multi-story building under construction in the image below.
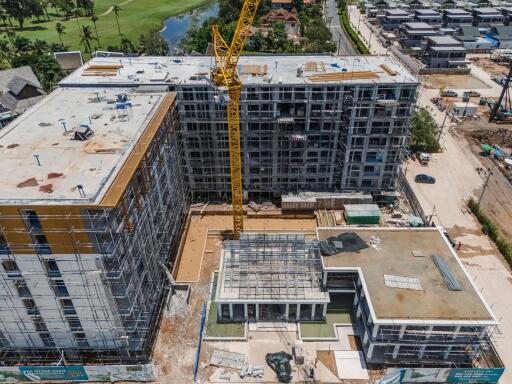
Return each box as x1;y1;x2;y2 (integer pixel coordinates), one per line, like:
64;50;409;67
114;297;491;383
61;55;419;202
0;87;188;364
0;54;419;364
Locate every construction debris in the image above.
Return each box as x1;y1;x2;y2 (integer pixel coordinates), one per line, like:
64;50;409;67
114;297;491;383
240;363;265;379
210;349;246;370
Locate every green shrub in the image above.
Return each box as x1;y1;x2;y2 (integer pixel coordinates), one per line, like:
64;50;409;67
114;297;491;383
339;9;369;54
468;198;512;267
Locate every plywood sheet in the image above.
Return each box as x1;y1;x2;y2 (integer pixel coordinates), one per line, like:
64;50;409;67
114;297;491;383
308;71;379;82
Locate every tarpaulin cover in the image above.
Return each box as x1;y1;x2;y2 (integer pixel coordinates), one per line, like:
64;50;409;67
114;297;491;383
265;352;293;383
480;143;493;152
320;232;369;256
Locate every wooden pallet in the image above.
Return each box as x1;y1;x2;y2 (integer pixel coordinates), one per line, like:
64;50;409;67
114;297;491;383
380;64;397;76
240;64;268;75
307;71;379;82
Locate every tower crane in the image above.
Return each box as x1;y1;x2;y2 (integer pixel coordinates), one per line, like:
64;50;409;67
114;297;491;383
211;0;260;239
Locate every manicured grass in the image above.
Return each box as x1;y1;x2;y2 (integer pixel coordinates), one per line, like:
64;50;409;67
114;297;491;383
1;0;213;54
205;273;245;339
300;310;353;339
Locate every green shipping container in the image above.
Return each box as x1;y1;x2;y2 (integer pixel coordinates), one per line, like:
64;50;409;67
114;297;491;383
344;204;381;225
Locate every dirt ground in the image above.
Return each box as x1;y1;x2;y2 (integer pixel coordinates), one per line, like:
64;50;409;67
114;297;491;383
154;214;318;383
408;86;512;383
421;74;490;90
468;57;509;77
153;234;223;384
456;118;512;242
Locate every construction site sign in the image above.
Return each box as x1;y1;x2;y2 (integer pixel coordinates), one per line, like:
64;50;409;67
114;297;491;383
0;364;154;382
380;367;504;384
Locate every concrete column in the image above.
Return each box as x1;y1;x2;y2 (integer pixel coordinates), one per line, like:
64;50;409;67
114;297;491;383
363;329;369;345
356;305;362;320
285;304;289;321
367;343;375;359
452;325;461;340
322;304;327;319
297;304;301;321
392;344;400;359
244;304;248;320
372;325;379;339
311;304;316;320
426;325;434;339
229;304;233;320
418;345;427;359
479;328;487;339
399;325;406;339
217;304;222;320
322;272;327;288
353;293;359;306
443;345;453;360
256;304;259;321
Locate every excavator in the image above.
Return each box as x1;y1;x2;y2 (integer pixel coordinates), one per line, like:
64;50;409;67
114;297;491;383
488;61;512;123
211;0;260;239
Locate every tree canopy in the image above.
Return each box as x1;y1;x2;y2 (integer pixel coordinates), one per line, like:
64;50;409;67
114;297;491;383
410;108;441;153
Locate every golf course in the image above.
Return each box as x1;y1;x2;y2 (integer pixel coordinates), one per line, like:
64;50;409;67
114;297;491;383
1;0;214;52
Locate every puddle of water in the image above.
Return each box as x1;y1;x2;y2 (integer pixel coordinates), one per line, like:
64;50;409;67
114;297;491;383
160;2;219;51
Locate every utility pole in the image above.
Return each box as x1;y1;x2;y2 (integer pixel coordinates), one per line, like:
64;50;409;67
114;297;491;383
478;164;495;204
428;205;436;226
438;111;450;142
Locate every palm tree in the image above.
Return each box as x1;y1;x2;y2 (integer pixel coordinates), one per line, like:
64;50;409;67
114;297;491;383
56;22;66;45
0;38;13;66
91;14;100;46
113;5;122;35
74;8;81;29
80;25;96;54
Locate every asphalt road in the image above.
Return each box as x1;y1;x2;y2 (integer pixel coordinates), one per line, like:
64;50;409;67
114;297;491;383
324;0;357;55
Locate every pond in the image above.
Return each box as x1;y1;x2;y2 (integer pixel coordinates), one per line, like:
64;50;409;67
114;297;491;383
160;2;219;52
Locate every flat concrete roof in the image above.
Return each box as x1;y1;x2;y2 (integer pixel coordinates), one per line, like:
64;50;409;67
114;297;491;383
428;35;463;45
415;9;441;15
473;7;501;14
444;8;472;15
317;227;495;323
404;22;436;29
0;87;170;205
59;55;418;87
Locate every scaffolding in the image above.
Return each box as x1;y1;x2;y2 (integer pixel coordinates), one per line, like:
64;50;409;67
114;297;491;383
221;234;323;301
0;102;190;365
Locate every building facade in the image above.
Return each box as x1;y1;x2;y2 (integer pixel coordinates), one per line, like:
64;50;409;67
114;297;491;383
0;88;189;364
169;57;419;202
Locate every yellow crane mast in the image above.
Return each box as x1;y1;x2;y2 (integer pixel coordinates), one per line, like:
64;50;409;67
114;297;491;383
211;0;260;239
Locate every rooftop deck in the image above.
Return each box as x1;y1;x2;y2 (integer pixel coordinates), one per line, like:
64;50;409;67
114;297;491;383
0;87;173;205
317;227;495;323
59;55;418;87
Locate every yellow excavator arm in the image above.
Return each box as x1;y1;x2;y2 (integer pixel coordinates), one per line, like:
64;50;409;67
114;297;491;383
211;0;260;239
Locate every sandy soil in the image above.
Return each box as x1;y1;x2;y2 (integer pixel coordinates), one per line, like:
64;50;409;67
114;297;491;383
469;56;509;77
421;74;490;90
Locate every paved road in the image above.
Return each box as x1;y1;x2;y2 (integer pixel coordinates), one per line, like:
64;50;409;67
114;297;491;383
324;0;357;55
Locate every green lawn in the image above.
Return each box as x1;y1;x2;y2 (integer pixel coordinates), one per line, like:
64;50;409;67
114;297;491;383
205;273;245;339
1;0;213;54
300;310;353;339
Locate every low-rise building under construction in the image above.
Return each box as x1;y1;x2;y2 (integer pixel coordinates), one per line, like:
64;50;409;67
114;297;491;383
214;228;499;367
